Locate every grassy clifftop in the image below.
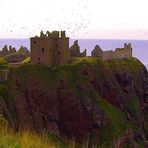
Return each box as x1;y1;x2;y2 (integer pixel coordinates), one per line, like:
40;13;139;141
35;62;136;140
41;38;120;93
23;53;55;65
0;57;147;147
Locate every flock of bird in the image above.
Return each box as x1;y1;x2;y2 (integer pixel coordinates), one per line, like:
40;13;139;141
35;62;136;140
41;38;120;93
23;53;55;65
0;4;91;38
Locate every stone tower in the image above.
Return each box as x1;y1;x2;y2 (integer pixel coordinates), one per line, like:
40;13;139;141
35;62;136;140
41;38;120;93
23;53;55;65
124;43;132;57
30;31;70;66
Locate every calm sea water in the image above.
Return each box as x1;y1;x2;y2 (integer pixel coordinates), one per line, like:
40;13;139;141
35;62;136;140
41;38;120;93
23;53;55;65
0;39;148;69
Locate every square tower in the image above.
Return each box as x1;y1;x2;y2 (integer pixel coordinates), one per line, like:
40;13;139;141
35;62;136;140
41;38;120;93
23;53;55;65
30;31;69;66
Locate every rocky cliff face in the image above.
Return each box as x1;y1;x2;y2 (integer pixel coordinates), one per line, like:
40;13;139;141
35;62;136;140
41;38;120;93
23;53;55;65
0;57;148;146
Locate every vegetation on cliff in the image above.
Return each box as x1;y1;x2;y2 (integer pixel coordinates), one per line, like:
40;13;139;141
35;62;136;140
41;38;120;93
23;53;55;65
0;58;8;69
0;57;147;147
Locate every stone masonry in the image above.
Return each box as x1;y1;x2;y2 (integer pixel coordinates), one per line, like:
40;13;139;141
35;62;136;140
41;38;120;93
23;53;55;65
91;43;132;60
30;31;70;66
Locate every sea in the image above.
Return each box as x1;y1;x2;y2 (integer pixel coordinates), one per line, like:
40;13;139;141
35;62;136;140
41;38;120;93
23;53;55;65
0;39;148;69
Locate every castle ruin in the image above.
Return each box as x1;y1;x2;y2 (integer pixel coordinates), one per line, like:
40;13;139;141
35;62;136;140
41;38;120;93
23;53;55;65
69;40;86;57
0;45;16;57
31;32;132;66
30;31;70;66
91;43;132;60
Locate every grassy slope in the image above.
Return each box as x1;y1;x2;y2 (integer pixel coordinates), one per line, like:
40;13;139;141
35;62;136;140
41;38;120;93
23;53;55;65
0;57;8;69
0;125;75;148
21;57;31;64
0;57;146;147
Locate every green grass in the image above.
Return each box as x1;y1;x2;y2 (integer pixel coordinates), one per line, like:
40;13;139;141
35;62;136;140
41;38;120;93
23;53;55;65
94;93;133;145
125;96;140;113
106;57;144;73
68;57;105;66
0;115;76;148
98;97;132;135
0;58;7;64
0;127;59;148
0;125;113;148
0;58;8;69
21;57;31;64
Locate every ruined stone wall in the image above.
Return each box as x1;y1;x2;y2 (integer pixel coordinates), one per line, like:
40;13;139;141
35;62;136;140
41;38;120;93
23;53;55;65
113;48;132;59
103;49;131;60
91;45;103;58
30;31;70;66
31;38;53;66
0;45;17;58
69;40;86;57
51;37;69;66
102;50;115;60
91;43;132;60
102;44;132;60
57;38;69;65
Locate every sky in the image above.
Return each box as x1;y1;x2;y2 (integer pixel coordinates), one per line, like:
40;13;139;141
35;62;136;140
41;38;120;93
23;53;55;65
1;0;148;39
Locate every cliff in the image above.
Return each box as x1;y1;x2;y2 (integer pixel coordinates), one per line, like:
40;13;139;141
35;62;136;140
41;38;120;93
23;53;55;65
0;57;148;147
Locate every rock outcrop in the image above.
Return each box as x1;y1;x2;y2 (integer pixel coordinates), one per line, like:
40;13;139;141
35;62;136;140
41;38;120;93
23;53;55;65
0;57;147;146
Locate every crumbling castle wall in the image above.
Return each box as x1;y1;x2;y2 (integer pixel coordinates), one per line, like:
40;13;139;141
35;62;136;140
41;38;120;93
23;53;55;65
91;45;103;58
103;50;115;60
31;31;70;66
69;40;86;57
91;43;132;60
0;45;16;57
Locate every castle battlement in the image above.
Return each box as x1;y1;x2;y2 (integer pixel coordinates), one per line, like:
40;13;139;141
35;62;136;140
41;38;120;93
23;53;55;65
32;31;68;39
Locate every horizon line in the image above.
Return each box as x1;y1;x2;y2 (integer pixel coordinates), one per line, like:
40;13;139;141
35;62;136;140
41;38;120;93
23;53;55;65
0;37;148;41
